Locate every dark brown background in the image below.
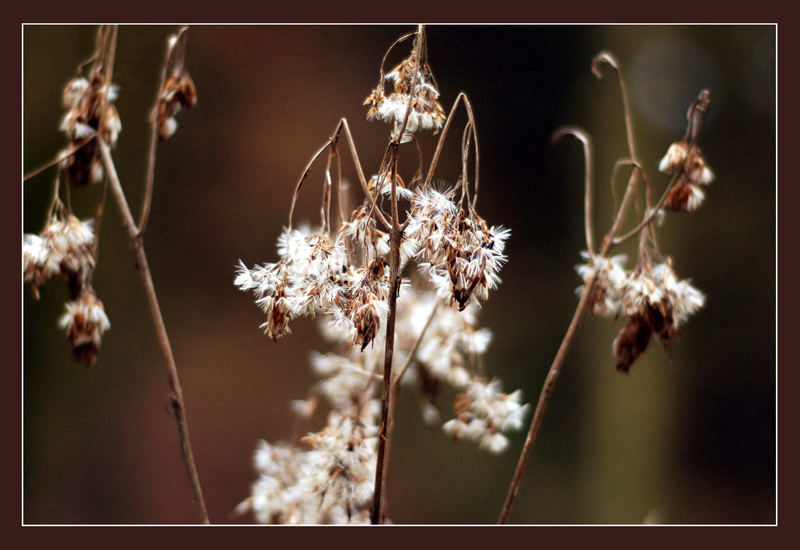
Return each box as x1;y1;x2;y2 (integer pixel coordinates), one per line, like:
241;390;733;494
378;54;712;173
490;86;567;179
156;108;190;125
23;25;775;524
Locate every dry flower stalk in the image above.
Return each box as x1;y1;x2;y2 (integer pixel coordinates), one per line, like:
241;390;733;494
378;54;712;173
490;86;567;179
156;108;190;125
24;25;208;523
235;26;523;524
497;53;712;523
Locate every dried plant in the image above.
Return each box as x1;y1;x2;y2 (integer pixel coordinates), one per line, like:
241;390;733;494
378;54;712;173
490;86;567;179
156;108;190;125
497;52;711;523
24;25;208;523
24;26;718;525
234;26;526;524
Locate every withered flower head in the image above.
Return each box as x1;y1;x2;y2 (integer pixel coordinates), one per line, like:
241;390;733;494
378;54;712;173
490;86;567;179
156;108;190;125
58;287;110;366
613;261;705;372
23;213;95;300
659;90;714;213
364;40;446;143
59;71;122;186
408;187;509;311
157;72;197;141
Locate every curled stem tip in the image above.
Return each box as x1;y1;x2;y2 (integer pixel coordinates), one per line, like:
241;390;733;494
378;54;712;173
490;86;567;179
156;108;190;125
591;50;619;79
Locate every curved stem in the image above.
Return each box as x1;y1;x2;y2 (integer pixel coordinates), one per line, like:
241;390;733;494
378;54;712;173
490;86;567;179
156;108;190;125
553;126;594;256
424;92;477;189
98;139;210;524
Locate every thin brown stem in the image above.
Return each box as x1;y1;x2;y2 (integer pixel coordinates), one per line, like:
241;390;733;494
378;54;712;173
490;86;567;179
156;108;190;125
392;300;439;387
98;138;210;524
24;135;97;182
497;169;638;524
424;92;479;196
89;177;108;263
289;119;390;231
497;272;595;524
553;126;594;256
371;142;402;525
612;171;680;246
138;27;189;235
593;51;646;216
371;25;424;525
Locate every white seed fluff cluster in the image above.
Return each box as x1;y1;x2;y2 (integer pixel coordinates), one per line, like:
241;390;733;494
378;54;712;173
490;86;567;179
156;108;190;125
620;262;706;329
406;187;510;311
364;52;446;143
59;74;121;186
442;378;529;454
658;141;714;212
575;251;628;317
241;406;378;524
575;252;705;372
58;287;111;366
23;214;95;298
235;226;358;341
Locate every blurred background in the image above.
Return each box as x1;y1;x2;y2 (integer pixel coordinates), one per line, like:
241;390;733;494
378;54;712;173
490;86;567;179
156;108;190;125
23;25;775;524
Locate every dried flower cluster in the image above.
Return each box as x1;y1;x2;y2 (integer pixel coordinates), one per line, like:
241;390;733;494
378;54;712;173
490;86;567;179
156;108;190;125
364;49;446;143
236;28;524;524
24;208;110;365
577;254;705;372
60;71;121;186
407;188;510;311
443;378;529;454
59;287;111;366
573;89;713;373
156;32;197;140
659;90;715;212
23;212;95;299
241;407;378;524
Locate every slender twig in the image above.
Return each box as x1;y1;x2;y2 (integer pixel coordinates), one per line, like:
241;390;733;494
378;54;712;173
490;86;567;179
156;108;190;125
424;92;479;193
138;27;188;235
393;300;439;388
371;25;424;525
552;126;594;256
97;138;210;524
497;168;639;524
23;135;97;182
288;119;390;232
371;141;402;525
593;51;646;216
612;171;680;246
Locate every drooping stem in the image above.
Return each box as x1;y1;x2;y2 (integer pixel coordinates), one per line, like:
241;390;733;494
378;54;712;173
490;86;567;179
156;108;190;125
98;138;210;524
552;127;594;256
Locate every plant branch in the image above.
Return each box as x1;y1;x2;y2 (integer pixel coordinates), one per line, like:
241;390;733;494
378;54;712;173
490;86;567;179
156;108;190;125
393;300;440;388
98;138;210;524
497;165;639;523
371;25;424;525
553;126;594;256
